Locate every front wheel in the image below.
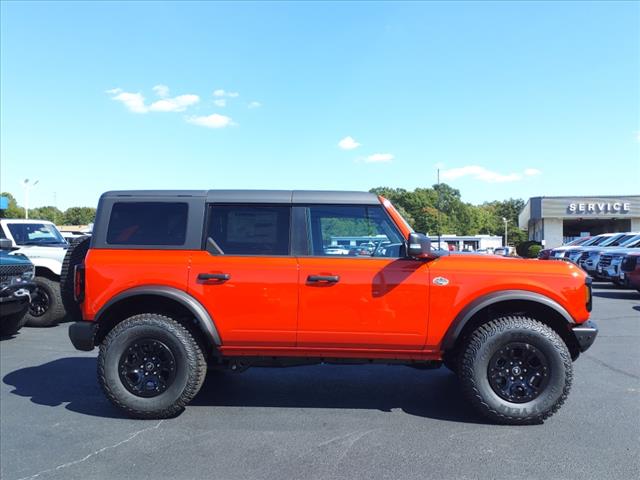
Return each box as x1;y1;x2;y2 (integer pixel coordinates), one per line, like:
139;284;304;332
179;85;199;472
98;313;207;419
459;316;572;425
24;276;65;327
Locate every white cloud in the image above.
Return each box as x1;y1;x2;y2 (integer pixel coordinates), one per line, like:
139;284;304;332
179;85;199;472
366;153;394;163
186;113;235;129
152;84;170;97
214;98;227;107
149;94;200;112
338;136;361;150
213;89;239;98
440;165;542;183
107;87;199;113
109;90;148;113
248;101;262;109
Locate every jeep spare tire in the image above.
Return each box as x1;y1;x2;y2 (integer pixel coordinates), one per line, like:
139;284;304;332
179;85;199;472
60;236;91;322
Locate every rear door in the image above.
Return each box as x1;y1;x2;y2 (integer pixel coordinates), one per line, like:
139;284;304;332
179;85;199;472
189;204;298;347
295;204;430;349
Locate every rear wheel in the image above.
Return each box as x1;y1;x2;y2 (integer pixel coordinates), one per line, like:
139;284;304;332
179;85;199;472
98;313;207;419
24;276;65;327
459;315;572;425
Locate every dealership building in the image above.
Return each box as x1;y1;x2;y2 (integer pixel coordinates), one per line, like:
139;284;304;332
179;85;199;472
519;195;640;248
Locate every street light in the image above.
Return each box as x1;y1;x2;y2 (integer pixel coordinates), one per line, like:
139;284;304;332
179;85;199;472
22;179;39;219
502;217;509;248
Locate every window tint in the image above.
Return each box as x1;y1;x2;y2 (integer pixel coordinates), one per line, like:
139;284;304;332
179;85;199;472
206;205;290;255
306;205;403;257
107;202;188;245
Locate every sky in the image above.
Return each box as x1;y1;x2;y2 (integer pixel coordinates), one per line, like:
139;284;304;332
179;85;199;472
1;1;639;210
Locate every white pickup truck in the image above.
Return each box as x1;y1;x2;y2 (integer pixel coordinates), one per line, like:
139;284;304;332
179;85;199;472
0;219;70;326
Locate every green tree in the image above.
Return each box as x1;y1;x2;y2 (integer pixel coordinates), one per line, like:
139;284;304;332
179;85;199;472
0;192;25;218
29;206;64;223
62;207;96;225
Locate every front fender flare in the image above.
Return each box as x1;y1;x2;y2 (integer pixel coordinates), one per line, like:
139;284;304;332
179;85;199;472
95;286;221;346
441;290;575;350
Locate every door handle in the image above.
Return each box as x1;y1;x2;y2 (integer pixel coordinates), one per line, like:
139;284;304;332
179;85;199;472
307;275;340;283
197;273;230;282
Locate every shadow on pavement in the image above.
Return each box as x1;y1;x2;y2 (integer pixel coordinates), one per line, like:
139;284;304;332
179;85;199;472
194;365;486;424
3;357;122;419
3;358;486;424
593;289;640;300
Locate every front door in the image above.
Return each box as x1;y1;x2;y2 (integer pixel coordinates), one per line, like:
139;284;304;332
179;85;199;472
189;204;298;347
296;205;429;349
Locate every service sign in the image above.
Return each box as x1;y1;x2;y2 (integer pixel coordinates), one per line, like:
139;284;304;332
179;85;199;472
568;202;631;214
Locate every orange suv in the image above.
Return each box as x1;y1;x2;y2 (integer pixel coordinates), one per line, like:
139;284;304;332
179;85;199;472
66;190;597;423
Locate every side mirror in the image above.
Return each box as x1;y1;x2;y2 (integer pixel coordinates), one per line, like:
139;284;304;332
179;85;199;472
407;232;436;259
0;238;13;250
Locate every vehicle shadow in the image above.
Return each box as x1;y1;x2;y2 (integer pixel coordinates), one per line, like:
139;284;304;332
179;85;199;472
194;364;487;424
2;357;122;419
593;290;640;300
3;358;487;424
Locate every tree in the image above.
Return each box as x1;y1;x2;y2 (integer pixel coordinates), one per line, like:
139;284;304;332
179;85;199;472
62;207;96;225
0;192;25;218
29;206;64;223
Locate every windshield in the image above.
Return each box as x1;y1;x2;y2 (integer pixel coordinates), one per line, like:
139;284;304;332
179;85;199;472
565;237;591;246
7;223;67;245
599;234;626;247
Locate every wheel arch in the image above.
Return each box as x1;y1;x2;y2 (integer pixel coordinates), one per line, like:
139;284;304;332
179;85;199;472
442;290;581;360
34;265;60;281
93;286;221;352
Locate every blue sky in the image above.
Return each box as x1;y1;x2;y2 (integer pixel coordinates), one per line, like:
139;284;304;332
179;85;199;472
1;1;638;210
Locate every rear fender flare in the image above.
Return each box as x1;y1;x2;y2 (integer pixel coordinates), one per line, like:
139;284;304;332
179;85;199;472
95;286;221;346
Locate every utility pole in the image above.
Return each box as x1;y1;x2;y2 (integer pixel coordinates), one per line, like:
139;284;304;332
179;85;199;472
22;179;39;219
502;217;508;248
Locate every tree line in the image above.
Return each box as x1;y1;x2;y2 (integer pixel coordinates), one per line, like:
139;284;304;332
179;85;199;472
0;192;96;225
369;185;527;246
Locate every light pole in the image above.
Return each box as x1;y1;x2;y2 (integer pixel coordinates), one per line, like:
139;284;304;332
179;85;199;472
502;217;508;248
22;179;39;219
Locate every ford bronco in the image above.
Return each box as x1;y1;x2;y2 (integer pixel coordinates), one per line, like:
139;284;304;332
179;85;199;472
67;190;597;423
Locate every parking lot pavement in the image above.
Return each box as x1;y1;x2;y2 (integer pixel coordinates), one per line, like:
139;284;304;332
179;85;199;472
1;284;639;480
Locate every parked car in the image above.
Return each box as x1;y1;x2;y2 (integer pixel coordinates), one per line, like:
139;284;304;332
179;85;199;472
0;219;69;327
580;233;640;277
539;236;591;260
620;252;640;291
66;189;596;424
0;239;36;337
597;237;640;285
563;233;633;267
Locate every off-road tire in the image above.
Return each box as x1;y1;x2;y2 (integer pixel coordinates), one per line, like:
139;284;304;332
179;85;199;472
24;276;65;327
0;310;29;337
459;315;572;425
98;313;207;419
60;236;91;321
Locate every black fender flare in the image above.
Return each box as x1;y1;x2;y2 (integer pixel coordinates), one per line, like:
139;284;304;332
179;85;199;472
441;290;575;350
95;286;221;346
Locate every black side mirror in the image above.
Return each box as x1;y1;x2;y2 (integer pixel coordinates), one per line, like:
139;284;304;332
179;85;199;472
0;238;13;250
407;232;436;259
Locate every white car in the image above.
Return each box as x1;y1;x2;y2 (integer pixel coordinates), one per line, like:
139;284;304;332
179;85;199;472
0;219;69;327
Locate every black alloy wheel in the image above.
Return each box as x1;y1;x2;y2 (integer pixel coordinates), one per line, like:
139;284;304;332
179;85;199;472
29;287;51;317
487;342;550;403
118;339;177;398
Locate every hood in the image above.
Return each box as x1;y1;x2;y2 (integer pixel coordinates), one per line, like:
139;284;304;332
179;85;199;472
0;250;34;267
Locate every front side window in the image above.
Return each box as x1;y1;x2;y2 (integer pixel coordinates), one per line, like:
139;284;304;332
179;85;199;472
305;205;404;257
206;205;290;255
106;202;188;245
6;223;66;246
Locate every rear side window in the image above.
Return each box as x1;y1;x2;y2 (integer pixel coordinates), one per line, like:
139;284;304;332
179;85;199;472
206;205;290;255
107;202;188;245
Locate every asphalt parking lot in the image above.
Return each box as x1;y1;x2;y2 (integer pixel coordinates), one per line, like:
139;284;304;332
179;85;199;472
1;283;639;480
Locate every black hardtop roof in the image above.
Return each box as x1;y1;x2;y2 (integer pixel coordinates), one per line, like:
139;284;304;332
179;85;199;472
100;190;380;205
